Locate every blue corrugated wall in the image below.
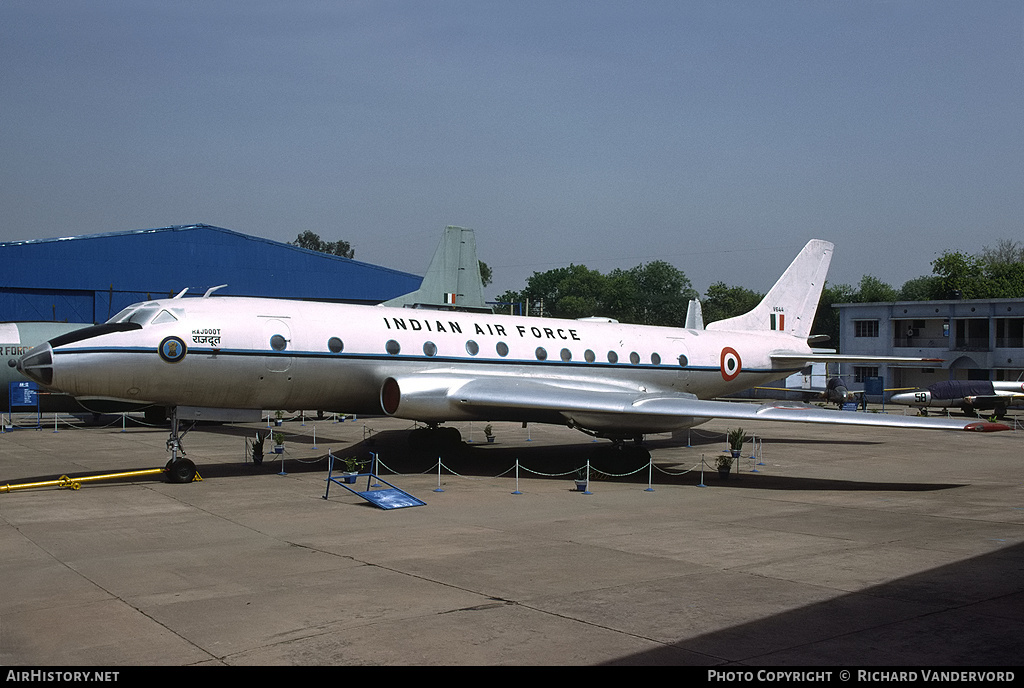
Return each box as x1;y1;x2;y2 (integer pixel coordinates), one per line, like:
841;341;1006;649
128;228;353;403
0;224;422;323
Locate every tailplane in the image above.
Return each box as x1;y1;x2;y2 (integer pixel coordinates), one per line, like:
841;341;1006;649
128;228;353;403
705;240;833;340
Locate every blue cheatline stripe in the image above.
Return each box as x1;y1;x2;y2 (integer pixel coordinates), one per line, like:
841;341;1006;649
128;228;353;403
52;345;802;376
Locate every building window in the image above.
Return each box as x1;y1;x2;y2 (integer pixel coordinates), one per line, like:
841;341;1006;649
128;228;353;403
996;318;1024;348
854;320;879;338
854;366;879;383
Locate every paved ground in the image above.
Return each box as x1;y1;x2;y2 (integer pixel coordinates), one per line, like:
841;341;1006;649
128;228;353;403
1;408;1022;666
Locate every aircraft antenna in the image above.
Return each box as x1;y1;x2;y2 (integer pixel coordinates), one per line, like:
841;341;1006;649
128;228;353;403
203;284;228;298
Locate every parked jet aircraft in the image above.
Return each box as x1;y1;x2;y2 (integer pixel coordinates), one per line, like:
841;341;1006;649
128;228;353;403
889;380;1024;418
756;376;863;408
2;322;89;413
17;239;1009;482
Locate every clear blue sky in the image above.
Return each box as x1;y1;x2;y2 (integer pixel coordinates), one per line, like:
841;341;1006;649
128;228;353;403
2;1;1021;300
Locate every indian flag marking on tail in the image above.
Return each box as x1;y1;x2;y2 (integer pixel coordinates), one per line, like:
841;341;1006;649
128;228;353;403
771;313;785;330
443;293;457;304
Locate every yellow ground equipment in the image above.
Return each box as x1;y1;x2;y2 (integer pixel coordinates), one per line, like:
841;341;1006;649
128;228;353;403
1;467;198;493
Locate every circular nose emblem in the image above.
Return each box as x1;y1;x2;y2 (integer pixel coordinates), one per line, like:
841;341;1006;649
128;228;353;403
159;336;187;363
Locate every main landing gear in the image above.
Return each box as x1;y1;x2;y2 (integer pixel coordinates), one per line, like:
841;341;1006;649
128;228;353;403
164;407;197;483
407;424;463;452
569;421;652;462
602;436;652;462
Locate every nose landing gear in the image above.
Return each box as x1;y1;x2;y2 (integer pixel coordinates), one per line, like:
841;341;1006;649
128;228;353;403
165;407;198;483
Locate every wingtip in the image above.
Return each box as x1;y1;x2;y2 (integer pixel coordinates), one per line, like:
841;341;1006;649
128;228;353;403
964;422;1012;432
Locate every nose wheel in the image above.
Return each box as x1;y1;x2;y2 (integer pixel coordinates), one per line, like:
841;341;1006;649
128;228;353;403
165;457;197;483
165;407;198;483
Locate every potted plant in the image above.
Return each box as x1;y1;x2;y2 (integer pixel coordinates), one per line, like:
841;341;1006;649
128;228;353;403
573;466;588;492
484;424;495;443
716;453;734;479
250;432;265;465
272;431;285;454
340;455;363;483
727;427;746;459
274;410;284;427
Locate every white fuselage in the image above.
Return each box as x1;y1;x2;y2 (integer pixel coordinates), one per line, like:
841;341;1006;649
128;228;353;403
26;296;808;432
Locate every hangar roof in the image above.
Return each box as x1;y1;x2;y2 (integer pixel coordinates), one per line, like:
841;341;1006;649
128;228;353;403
0;223;421;303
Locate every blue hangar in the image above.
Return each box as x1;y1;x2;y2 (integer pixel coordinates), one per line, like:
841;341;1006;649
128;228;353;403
0;224;423;324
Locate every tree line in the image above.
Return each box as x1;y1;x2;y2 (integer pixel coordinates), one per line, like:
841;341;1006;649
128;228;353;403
495;239;1024;338
293;231;1024;339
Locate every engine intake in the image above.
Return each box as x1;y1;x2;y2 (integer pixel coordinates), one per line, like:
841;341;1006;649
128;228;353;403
379;376;473;422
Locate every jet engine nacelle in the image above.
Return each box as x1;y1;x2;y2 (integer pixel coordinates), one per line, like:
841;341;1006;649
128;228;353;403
380;376;476;423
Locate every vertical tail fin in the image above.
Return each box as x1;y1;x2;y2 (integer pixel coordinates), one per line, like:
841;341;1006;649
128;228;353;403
382;226;490;312
705;240;833;339
684;299;704;330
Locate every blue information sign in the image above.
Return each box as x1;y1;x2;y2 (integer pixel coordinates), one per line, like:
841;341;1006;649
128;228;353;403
9;381;39;408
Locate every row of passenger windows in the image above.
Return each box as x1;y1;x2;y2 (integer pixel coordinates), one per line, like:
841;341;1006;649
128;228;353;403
269;335;688;367
386;338;685;366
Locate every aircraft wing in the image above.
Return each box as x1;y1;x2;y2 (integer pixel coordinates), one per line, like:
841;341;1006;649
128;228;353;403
753;386;864;398
447;378;1008;432
770;352;945;365
967;394;1024;404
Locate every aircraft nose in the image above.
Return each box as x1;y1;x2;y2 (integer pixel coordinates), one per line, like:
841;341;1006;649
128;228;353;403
890;392;918;405
18;343;54;386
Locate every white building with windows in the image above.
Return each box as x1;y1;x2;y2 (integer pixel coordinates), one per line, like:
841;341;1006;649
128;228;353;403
836;298;1024;397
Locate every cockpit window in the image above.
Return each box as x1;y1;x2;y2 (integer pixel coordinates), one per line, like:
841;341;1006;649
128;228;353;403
106;302;163;325
124;307;161;325
151;310;179;325
107;306;139;323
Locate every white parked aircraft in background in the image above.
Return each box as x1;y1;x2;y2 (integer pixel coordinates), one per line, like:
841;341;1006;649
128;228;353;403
889;380;1024;418
2;321;88;413
18;239;1009;482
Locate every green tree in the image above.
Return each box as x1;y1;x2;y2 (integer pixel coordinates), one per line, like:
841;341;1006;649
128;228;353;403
478;260;492;288
898;275;942;301
605;261;696;326
930;251;983;299
855;275;898;303
980;239;1024;267
702;282;763;324
522;264;608;320
984;260;1024;298
289;230;354;259
499;260;696;325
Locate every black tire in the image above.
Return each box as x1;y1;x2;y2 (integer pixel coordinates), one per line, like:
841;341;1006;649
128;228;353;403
166;458;197;484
